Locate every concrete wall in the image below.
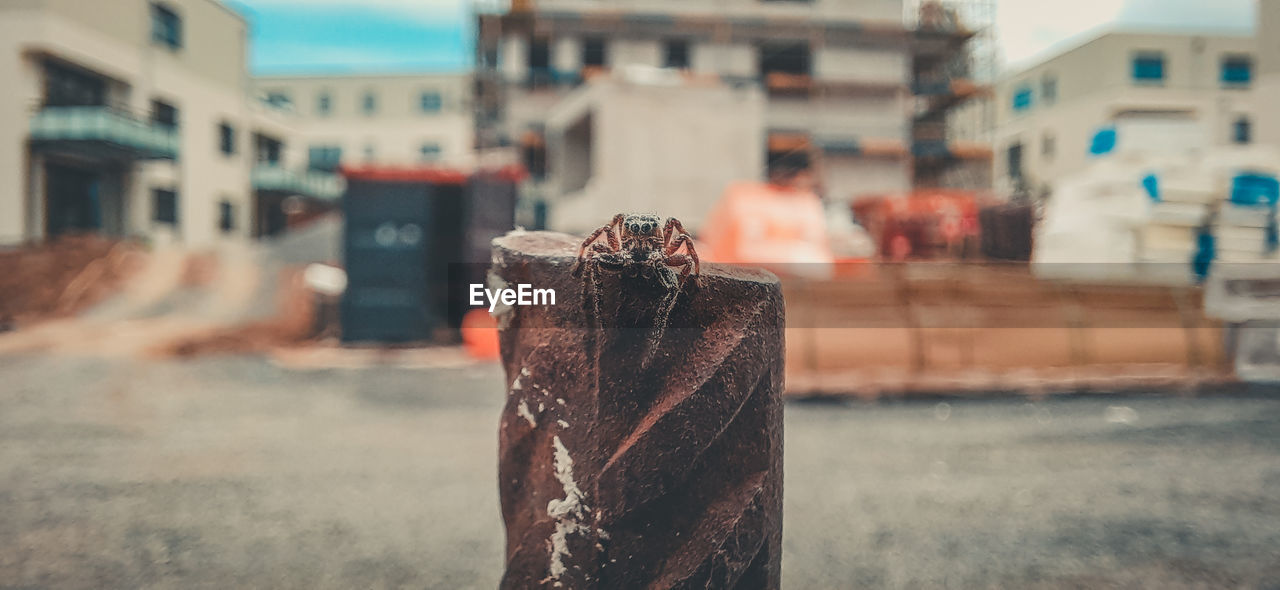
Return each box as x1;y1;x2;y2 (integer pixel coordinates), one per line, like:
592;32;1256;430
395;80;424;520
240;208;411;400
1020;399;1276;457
251;74;474;168
27;0;244;89
815;47;908;85
0;11;43;243
545;79;765;233
1256;0;1280;147
767;94;907;139
690;43;756;79
821;155;910;202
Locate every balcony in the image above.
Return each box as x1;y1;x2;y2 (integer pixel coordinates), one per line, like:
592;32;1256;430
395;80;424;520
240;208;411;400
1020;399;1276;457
29;105;179;161
912;76;990;120
911;139;993;161
252;165;345;201
765;72;814;97
815;135;909;158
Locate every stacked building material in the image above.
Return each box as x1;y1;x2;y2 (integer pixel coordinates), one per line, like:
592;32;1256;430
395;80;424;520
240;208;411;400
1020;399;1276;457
1036;143;1280;284
1140;159;1214;265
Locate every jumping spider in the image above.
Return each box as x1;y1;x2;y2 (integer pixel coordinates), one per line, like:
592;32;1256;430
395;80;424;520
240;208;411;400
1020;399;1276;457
570;213;700;288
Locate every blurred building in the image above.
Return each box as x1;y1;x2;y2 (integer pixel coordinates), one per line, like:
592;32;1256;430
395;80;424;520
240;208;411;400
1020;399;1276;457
250;74;475;171
0;0;344;246
993;31;1257;197
475;0;991;233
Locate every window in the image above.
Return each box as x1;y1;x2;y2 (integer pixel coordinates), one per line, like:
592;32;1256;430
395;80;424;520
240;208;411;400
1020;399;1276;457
528;37;552;87
316;92;331;116
153;188;178;225
582;37;608;68
1041;75;1057;105
362;91;377;115
218;122;235;156
664;39;691;70
759;42;811;97
264;92;292;109
255;133;283;165
1041;132;1055;159
420;143;442;161
1234;116;1252;144
308;145;342;171
766;144;811;180
44;61;106;107
1222;56;1252;87
1132;52;1165;83
1012;85;1032;112
759;42;811;76
150;2;182;50
151;99;178;129
219;200;235;233
420;91;443;113
528;37;551;69
1007;142;1024;180
521;131;546;180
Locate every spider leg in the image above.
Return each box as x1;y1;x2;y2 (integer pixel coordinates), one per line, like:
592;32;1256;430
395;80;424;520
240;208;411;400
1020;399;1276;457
571;216;624;277
604;213;624;249
664;234;701;278
642;275;680;368
664;253;697;285
644;257;677;290
661;217;688;246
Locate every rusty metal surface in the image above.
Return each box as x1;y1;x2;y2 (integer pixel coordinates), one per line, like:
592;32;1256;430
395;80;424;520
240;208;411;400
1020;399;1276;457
492;231;785;589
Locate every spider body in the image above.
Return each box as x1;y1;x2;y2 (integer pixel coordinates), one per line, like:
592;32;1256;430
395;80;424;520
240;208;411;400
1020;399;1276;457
570;213;700;286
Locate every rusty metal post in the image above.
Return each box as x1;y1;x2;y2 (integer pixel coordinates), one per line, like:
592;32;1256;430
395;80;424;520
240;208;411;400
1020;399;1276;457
492;231;785;589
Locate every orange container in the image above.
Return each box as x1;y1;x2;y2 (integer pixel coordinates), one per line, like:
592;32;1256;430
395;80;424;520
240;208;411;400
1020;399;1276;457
461;309;500;360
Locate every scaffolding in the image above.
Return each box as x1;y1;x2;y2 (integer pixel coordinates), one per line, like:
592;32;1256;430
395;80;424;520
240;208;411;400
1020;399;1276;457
907;0;997;191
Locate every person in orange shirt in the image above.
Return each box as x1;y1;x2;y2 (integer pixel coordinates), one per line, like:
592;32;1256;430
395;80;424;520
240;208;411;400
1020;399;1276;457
699;151;835;279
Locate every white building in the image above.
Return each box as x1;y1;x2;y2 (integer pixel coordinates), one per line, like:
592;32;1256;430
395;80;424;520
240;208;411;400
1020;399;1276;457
993;30;1257;197
0;0;345;246
250;73;475;171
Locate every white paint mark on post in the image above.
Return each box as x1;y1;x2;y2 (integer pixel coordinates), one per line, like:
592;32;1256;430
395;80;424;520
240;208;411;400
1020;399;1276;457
517;399;537;427
547;435;588;581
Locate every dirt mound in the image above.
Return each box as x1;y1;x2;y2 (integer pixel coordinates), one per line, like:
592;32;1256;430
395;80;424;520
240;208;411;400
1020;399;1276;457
157;267;324;357
0;235;144;329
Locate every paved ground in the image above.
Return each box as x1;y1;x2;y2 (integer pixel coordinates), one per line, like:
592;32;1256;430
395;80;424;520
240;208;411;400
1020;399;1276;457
2;355;1279;589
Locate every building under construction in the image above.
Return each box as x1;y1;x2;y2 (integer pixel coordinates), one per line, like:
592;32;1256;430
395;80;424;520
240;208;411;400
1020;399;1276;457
474;0;993;233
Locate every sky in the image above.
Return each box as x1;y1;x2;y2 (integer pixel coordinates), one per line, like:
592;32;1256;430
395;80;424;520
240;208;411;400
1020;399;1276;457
227;0;1256;75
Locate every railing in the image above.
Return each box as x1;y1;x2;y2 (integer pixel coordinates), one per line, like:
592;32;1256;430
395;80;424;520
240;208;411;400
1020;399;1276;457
251;165;345;201
29;103;178;160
